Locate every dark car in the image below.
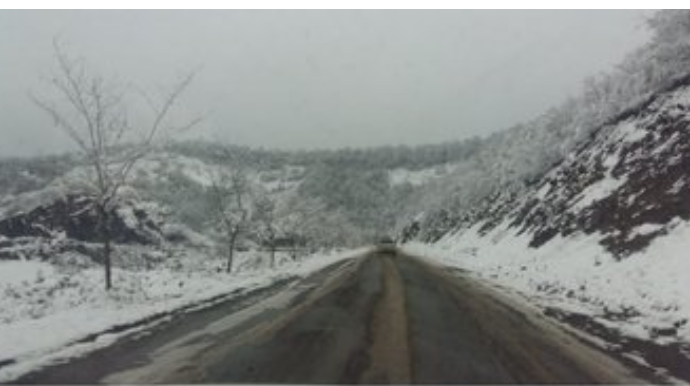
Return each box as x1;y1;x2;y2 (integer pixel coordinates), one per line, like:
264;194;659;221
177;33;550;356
377;236;397;255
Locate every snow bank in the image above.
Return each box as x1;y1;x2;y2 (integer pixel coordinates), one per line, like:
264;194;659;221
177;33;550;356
0;247;367;382
404;220;690;345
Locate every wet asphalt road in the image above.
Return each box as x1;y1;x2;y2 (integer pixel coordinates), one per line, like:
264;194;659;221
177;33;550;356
13;251;644;384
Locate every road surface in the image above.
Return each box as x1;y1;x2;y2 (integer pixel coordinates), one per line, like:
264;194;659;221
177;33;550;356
15;250;646;384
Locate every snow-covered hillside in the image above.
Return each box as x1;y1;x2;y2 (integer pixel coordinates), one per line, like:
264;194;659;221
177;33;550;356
419;75;690;255
401;41;690;385
511;77;690;257
0;142;380;381
395;12;690;382
0;248;365;382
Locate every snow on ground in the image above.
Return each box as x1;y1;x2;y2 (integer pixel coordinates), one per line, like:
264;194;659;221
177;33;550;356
0;247;368;382
403;219;690;346
615;120;649;144
571;174;627;211
388;165;454;187
0;184;69;219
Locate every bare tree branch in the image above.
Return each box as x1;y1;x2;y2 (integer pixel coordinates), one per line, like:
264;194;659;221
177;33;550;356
31;40;199;289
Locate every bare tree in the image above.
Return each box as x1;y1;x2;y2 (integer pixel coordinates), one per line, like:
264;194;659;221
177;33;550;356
32;40;199;290
209;157;249;274
278;195;326;259
253;194;278;269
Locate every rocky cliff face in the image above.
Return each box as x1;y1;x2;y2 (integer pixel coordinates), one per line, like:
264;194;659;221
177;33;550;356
0;194;163;245
513;77;690;257
404;75;690;258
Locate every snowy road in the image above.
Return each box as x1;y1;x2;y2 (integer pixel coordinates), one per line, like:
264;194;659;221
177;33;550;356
14;251;647;384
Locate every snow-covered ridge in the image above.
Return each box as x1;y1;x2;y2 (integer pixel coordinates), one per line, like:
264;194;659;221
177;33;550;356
388;164;457;187
400;61;690;383
510;81;690;256
407;78;690;257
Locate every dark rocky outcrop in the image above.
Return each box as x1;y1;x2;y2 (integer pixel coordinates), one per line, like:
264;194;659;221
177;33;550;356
0;194;163;245
404;76;690;258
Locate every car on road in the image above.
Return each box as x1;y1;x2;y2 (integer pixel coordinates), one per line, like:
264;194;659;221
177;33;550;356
377;236;397;255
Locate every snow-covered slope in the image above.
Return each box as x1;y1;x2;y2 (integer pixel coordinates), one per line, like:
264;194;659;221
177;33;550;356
402;74;690;383
427;75;690;257
0;248;365;382
0;146;373;381
397;14;690;377
512;78;690;257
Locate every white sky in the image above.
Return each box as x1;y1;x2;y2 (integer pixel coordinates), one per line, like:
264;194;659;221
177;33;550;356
0;10;652;156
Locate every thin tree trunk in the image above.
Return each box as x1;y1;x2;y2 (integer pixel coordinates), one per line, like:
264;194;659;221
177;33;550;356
291;239;297;261
100;207;113;291
226;230;238;274
270;242;276;269
104;234;112;290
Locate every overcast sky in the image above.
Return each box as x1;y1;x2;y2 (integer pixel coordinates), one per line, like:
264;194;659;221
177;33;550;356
0;10;652;157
